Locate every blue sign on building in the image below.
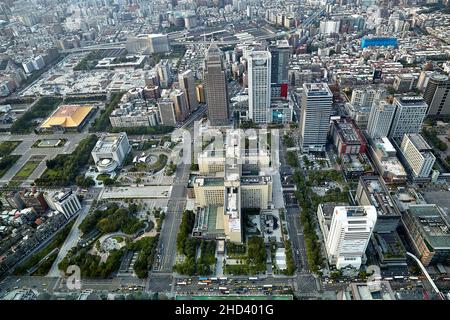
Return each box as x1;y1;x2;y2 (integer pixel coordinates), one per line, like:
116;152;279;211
361;37;398;49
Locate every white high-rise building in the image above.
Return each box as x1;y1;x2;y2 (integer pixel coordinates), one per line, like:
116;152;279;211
388;97;427;140
247;51;271;124
400;133;436;179
367;101;396;139
326;206;377;270
299;83;333;152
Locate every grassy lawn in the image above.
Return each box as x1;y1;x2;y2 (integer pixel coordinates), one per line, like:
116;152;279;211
13;161;40;180
0;141;21;157
0;155;21;179
96;173;111;181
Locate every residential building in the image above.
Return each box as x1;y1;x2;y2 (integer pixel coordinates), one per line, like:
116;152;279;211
299;83;333;152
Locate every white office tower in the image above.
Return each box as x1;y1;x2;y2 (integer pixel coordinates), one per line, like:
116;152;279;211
299;83;333;152
45;190;82;220
400;134;436;179
367;101;396;140
326;206;377;270
388;97;427;140
178;69;198;112
247;51;271;124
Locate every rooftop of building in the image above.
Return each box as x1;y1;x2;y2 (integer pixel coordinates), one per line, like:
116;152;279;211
359;176;400;216
303;83;332;96
195;177;224;187
333;118;365;144
40;104;93;129
394;96;426;106
404;134;432;152
350;281;395;300
92;132;127;154
407;204;450;249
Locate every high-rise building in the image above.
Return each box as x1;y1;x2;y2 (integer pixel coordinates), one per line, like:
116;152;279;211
157;97;176;125
400;133;436;179
204;44;229;126
299;83;333;152
388;96;427;140
269;40;290;85
367;101;396;139
178;69;198;112
247;51;272;123
423;74;450;116
326;206;377;270
170;89;189;122
156;59;172;89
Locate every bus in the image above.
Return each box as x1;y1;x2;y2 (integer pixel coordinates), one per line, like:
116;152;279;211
409;277;419;280
210;277;218;282
198;282;207;285
219;287;227;291
384;277;393;281
177;281;187;286
249;277;258;281
394;276;404;280
219;277;228;281
199;277;208;281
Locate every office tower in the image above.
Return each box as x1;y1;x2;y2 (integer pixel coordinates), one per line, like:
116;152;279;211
423;74;450;116
326;206;377;270
367;101;396;139
247;51;271;123
388;96;427;140
400;133;436;179
170;89;189;122
269;40;290;85
179;69;198;112
157;97;176;125
204;44;229;126
156;59;172;89
299;83;333;152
